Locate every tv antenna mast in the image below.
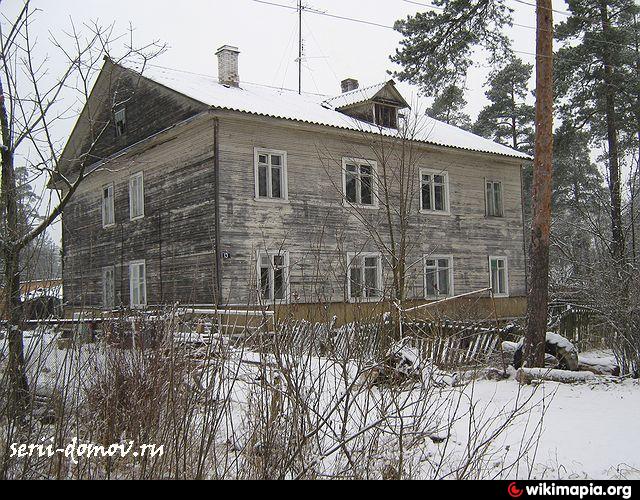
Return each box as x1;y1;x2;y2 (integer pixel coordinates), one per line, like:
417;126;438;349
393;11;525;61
296;1;324;95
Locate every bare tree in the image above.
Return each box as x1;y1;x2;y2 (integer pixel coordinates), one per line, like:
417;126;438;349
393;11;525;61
0;1;165;417
320;107;433;316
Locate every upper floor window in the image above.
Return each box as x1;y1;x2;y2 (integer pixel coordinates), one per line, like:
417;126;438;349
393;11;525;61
347;252;383;301
425;256;453;298
374;103;398;129
114;108;127;137
129;172;145;220
258;251;289;302
489;256;509;297
486;180;503;217
129;260;147;308
255;149;288;201
102;183;115;227
343;158;378;208
103;266;115;309
420;169;450;213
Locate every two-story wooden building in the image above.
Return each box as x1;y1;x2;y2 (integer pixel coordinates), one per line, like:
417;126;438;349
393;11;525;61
53;46;530;322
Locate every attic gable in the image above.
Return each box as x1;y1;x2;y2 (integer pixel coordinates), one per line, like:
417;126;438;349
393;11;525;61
53;59;206;187
322;80;410;129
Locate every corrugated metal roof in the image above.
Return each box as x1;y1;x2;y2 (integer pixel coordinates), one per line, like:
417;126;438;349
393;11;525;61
129;64;531;161
322;81;389;109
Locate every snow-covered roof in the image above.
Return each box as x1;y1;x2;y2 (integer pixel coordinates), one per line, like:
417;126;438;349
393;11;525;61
322;81;392;109
132;64;530;160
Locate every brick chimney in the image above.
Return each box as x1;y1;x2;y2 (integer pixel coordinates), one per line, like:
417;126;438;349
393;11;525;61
216;45;240;87
341;78;359;93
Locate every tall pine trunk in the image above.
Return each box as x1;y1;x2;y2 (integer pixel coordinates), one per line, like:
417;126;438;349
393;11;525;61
524;0;554;368
600;0;625;266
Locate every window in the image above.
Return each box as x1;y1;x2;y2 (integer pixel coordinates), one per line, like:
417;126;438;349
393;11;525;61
103;266;115;309
489;256;509;297
347;253;383;301
258;251;289;302
486;180;503;217
343;158;377;208
129;172;145;220
114;108;127;137
420;169;450;213
129;260;147;308
374;103;398;129
424;256;453;298
102;183;115;227
254;149;288;201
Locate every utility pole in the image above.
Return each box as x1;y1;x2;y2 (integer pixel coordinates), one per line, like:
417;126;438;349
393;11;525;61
524;0;554;368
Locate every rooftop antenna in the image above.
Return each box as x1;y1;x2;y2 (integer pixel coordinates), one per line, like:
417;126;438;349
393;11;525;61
295;2;324;95
297;0;303;94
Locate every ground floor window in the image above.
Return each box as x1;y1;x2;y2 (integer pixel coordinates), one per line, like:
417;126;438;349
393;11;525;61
258;251;289;302
103;266;115;309
129;260;147;308
347;252;383;300
424;256;453;298
489;256;509;297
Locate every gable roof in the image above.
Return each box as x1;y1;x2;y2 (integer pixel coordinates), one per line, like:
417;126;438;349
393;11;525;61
118;63;531;161
321;80;410;110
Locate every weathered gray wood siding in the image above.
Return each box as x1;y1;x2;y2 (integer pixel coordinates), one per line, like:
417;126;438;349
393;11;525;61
215;113;526;306
58;61;207;181
61;94;526;311
62;117;218;309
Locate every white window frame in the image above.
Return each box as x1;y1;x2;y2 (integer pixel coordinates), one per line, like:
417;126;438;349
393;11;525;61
102;183;115;228
419;168;451;215
129;172;145;221
424;255;454;299
485;179;504;217
254;148;289;202
129;260;147;308
342;158;379;209
489;256;509;298
102;266;115;309
346;252;384;302
114;108;127;137
256;250;290;303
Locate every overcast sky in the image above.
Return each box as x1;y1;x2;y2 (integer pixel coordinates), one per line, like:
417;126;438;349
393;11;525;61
3;0;572;243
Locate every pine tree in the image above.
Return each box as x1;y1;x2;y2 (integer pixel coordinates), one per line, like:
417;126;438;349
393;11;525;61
391;0;514;95
392;0;556;368
551;122;604;281
473;58;535;154
555;0;640;265
426;84;472;129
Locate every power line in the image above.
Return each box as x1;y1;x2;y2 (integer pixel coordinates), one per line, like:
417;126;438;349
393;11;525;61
508;0;572;17
250;0;394;29
247;0;635;68
401;0;638;50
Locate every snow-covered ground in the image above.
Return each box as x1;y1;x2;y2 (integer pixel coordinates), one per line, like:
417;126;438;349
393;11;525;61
1;331;638;479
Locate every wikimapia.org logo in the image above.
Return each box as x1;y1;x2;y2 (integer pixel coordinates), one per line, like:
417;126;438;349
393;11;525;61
508;482;632;500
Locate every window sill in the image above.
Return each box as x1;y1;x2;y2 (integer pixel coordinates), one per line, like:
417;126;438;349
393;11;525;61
254;197;290;204
492;293;510;299
103;223;116;229
419;210;452;216
485;214;505;219
343;201;379;211
130;215;145;222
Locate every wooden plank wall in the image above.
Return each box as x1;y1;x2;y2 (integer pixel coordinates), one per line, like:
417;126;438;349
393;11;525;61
62;96;527;317
62;118;219;309
215;113;527;309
